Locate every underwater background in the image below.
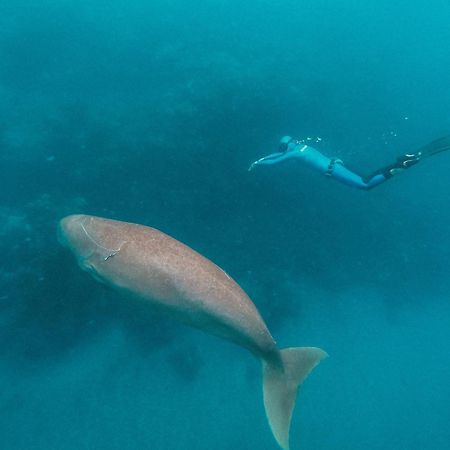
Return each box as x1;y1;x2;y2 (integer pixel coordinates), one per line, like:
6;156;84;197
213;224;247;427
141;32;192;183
1;1;450;449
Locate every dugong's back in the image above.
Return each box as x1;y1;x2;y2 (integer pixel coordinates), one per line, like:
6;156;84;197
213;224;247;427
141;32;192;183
59;214;276;357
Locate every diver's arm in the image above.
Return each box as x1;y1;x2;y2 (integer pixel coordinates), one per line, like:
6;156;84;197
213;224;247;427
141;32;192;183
248;152;295;171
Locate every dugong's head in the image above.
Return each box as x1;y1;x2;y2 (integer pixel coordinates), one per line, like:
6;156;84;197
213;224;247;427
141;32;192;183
59;214;128;265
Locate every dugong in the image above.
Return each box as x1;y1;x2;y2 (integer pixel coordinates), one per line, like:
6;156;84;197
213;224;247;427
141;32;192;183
58;214;327;449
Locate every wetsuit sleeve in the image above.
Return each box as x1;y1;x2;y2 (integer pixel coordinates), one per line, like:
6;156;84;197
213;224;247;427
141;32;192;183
248;152;295;170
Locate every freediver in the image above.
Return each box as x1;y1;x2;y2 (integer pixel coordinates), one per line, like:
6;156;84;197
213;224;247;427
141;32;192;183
249;135;450;190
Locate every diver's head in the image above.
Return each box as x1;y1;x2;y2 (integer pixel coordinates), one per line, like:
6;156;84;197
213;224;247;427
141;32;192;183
279;135;294;152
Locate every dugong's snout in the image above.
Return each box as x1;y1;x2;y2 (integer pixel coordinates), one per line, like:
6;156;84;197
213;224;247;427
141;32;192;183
58;214;85;247
57;214;98;264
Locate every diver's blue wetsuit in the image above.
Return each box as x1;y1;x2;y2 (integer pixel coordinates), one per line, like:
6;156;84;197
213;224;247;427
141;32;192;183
249;136;422;190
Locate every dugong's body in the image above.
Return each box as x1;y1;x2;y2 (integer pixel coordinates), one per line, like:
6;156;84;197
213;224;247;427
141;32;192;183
59;214;326;450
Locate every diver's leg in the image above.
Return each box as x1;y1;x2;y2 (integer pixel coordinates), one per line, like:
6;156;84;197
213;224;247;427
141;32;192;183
328;160;373;190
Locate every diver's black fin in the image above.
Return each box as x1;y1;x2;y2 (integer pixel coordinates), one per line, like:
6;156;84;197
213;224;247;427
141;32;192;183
364;135;450;186
417;135;450;157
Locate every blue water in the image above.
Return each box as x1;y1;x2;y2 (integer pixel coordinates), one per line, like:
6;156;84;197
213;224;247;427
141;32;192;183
1;1;450;449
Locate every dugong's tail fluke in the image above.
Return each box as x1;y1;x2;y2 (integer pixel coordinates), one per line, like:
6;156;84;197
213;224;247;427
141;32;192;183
263;347;328;450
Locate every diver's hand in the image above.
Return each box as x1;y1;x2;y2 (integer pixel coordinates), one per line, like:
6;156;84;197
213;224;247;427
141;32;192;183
248;152;283;171
248;158;264;171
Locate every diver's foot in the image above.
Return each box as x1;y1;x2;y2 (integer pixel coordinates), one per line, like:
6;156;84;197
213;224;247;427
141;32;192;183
397;151;422;168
